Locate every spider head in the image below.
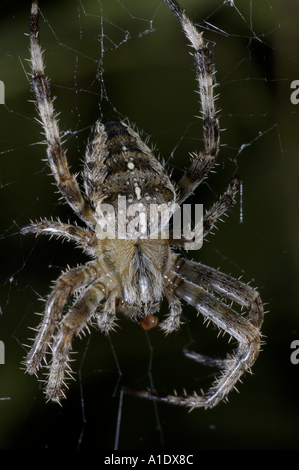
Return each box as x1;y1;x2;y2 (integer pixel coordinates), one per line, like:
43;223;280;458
98;237;171;328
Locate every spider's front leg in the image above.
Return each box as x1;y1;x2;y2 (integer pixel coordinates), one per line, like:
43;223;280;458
46;275;117;402
173;277;263;408
25;261;100;376
96;287;120;335
128;263;263;409
178;260;264;329
160;287;183;334
175;260;264;407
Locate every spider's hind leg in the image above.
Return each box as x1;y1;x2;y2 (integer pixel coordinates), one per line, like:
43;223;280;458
30;0;95;228
164;0;221;204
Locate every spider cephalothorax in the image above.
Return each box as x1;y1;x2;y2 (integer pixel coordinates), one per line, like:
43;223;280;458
22;0;264;408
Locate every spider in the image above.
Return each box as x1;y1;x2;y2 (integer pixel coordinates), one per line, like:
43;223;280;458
22;0;264;408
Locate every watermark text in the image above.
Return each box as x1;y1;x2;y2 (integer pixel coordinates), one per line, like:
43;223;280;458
95;197;203;250
0;81;4;105
290;80;299;105
290;340;299;365
0;341;5;365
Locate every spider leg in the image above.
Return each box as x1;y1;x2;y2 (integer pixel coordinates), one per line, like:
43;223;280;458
160;287;183;334
177;259;264;329
183;350;227;370
128;270;262;409
163;0;220;204
96;286;120;335
25;261;100;376
45;276;116;402
21;219;98;257
175;272;263;407
202;176;239;239
30;1;95;228
170;176;239;249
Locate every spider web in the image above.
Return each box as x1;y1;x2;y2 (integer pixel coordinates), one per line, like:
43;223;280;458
0;0;298;451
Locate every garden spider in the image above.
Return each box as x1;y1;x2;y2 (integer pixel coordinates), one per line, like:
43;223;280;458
22;0;264;408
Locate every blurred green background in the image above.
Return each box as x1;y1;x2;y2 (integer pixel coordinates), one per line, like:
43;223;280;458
0;0;298;450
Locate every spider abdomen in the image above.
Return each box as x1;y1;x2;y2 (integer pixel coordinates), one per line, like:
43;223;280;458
84;121;176;210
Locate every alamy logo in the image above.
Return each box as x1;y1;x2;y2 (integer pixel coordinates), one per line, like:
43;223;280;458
290;340;299;365
0;81;4;105
290;80;299;105
95;196;203;250
0;341;4;365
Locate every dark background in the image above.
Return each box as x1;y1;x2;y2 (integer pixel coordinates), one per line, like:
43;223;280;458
0;0;298;450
